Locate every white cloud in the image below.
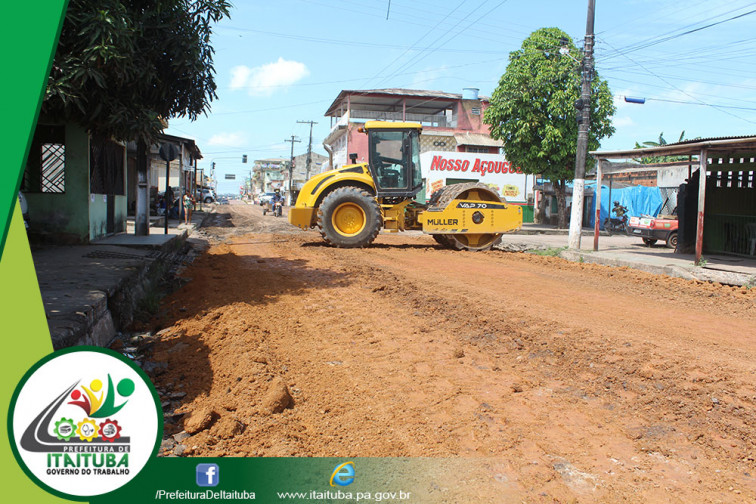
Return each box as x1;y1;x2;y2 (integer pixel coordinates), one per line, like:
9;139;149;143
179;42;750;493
613;116;635;128
230;66;252;90
208;132;247;147
230;58;309;96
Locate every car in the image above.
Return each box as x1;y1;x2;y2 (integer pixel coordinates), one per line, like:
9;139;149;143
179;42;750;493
201;188;216;203
627;214;678;248
259;192;277;206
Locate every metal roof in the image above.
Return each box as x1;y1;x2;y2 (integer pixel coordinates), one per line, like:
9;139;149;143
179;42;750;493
454;132;503;147
592;135;756;160
157;133;202;159
325;88;489;117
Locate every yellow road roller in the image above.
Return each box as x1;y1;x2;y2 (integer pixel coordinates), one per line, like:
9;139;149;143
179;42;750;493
288;121;522;250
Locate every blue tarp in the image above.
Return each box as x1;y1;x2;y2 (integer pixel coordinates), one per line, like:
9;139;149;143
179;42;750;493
585;182;664;229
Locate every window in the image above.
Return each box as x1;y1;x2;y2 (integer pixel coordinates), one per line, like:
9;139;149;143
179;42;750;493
40;143;65;192
24;125;66;193
368;129;422;194
466;146;489;153
371;130;409;190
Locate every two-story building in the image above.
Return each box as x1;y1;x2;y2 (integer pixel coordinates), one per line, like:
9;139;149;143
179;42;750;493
322;88;531;204
286;151;329;200
252;158;287;195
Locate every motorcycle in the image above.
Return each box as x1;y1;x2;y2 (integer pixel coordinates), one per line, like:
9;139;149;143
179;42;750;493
273;199;283;217
603;202;628;234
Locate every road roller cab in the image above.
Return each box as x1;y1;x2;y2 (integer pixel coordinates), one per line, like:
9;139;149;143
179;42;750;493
364;122;423;198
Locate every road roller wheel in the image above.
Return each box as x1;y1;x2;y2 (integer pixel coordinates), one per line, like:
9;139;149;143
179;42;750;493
431;234;460;249
447;233;502;251
317;186;382;248
427;182;506;251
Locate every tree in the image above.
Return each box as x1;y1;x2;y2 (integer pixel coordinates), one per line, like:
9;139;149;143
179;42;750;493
43;0;231;144
484;27;615;228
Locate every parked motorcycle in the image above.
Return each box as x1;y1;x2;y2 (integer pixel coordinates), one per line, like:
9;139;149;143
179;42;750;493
603;201;628;234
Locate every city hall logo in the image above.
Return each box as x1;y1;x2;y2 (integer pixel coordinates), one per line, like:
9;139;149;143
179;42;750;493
8;347;161;499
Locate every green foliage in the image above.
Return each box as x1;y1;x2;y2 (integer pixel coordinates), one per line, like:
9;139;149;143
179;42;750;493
528;246;567;257
633;131;697;164
43;0;231;143
484;27;616;181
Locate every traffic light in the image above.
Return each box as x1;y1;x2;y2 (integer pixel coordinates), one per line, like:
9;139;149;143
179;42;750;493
242;155;248;163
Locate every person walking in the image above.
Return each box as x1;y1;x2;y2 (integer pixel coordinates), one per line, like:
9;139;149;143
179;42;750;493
183;191;195;225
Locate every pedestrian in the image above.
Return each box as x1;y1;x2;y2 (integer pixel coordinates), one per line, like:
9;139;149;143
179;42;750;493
165;185;175;218
183;191;195;225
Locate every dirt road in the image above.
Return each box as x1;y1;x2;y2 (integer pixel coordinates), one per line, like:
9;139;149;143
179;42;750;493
140;202;756;503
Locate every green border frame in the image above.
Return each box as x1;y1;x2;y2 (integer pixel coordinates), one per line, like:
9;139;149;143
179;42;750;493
0;0;69;257
7;346;163;501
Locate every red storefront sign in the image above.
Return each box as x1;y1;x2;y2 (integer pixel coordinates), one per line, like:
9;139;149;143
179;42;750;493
428;155;523;176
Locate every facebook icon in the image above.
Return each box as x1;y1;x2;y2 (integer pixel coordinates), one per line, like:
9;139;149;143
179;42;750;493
196;463;220;487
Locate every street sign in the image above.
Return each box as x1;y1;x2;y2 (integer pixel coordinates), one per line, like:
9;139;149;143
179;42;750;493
159;143;179;162
225;174;236;180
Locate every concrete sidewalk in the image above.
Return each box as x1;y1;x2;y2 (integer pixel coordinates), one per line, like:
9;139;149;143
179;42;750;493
497;224;756;287
32;211;210;349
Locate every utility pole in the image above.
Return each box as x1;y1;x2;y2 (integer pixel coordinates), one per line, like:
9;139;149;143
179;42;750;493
567;0;595;250
297;120;318;180
284;135;301;205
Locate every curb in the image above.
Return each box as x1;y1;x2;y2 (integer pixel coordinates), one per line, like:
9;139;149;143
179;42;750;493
559;249;755;287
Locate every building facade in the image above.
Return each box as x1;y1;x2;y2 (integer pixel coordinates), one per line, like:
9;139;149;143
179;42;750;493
287;151;329;199
252;158;287;195
22;121;129;243
22;121;203;243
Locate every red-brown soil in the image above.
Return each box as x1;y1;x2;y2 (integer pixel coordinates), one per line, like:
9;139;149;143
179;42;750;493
140;203;756;503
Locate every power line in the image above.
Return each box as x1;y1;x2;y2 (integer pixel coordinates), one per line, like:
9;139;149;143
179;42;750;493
602;72;756;99
373;0;511;89
293;0;530;47
616;94;756;111
601;5;756;59
220;55;508;91
360;0;470;89
221;26;508;55
599;38;756;125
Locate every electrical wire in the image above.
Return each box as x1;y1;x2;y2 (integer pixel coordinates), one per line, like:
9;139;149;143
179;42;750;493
601;4;756;59
598;38;756;125
616;94;756;111
372;0;511;89
358;0;470;89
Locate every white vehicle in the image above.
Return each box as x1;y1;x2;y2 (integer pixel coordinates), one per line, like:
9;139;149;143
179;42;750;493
259;192;276;206
201;188;216;203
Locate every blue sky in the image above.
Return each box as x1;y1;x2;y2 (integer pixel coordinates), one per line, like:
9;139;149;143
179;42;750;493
164;0;756;195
